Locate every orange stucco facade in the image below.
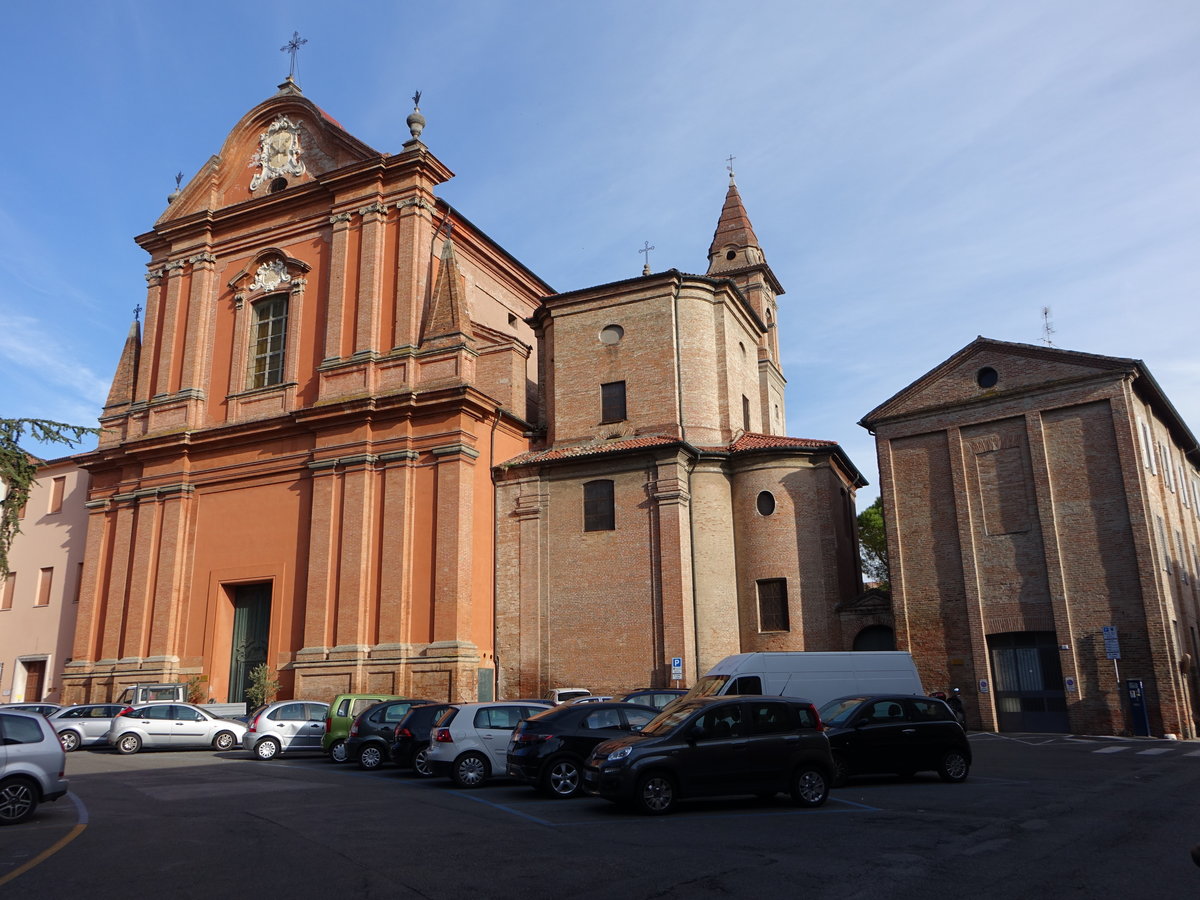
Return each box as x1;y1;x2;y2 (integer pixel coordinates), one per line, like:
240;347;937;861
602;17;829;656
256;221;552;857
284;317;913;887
64;81;549;704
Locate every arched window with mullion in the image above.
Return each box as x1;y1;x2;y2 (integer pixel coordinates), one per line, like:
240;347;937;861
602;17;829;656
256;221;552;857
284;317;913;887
249;294;288;388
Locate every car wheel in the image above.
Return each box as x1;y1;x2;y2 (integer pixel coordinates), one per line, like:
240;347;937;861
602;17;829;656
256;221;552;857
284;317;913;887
451;751;489;788
116;733;142;755
255;737;281;760
329;740;348;763
791;766;830;807
0;777;38;826
358;744;385;770
543;757;582;798
635;772;677;815
938;749;970;783
832;752;851;787
58;730;81;753
213;731;236;751
411;745;435;778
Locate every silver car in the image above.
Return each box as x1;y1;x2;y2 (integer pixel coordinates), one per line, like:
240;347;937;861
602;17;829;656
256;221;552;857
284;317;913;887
1;709;69;825
242;700;329;760
49;704;131;751
106;703;247;754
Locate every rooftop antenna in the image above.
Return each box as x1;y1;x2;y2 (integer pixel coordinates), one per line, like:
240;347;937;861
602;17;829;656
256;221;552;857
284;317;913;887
1041;306;1056;347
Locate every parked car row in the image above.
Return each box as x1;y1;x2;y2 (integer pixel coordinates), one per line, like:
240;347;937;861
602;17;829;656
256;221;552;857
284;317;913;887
2;688;971;824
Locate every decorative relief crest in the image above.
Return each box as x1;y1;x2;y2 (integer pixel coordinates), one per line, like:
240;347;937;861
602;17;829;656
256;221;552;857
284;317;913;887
249;115;307;191
249;259;293;293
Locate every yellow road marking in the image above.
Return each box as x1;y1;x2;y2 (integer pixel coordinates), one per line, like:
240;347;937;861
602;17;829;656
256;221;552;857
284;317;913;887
0;810;87;887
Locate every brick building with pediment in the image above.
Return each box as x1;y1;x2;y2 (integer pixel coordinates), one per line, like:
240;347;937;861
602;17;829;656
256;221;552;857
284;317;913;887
861;338;1200;738
63;79;869;705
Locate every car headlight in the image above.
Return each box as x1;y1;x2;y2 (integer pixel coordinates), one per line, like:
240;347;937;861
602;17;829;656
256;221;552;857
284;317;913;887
607;745;632;762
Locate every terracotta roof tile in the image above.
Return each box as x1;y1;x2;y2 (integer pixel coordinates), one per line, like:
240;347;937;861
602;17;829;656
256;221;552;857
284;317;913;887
721;433;839;453
501;434;680;466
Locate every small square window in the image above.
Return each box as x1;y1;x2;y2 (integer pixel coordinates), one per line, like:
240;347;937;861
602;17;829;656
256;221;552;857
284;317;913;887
48;476;66;514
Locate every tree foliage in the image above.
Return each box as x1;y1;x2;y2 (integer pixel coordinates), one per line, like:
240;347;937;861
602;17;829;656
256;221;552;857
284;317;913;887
245;663;280;709
0;418;99;576
857;496;890;589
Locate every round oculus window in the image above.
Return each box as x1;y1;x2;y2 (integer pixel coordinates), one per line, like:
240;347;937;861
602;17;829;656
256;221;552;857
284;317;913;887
599;324;624;345
976;367;999;388
756;491;776;516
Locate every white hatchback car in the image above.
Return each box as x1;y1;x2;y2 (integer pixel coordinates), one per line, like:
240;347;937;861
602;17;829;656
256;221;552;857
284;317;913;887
107;703;247;754
426;701;552;788
0;709;69;825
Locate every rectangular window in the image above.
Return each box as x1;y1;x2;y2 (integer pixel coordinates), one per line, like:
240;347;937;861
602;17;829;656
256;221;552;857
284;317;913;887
1160;443;1174;491
600;381;626;423
742;395;751;432
1177;531;1188;584
35;568;53;607
1;572;14;610
757;579;790;632
74;562;84;603
249;295;288;389
48;475;66;514
1183;467;1191;508
1157;516;1171;573
583;480;615;532
1138;419;1155;472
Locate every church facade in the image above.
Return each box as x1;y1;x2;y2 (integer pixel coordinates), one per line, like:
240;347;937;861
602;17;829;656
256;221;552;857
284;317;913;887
64;80;866;705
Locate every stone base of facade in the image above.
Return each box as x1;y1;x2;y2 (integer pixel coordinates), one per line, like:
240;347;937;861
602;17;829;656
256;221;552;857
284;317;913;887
62;643;492;707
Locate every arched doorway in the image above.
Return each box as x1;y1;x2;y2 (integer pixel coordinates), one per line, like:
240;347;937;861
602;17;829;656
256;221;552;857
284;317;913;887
853;625;896;651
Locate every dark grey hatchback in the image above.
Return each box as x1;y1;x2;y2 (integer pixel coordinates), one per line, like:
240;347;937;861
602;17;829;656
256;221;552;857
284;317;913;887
818;694;971;785
583;695;833;815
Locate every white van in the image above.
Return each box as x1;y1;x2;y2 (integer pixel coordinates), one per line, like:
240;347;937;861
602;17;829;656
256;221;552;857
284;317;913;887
683;652;923;710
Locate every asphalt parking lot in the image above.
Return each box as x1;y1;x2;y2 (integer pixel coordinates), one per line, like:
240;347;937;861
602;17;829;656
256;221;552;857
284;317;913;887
5;733;1200;898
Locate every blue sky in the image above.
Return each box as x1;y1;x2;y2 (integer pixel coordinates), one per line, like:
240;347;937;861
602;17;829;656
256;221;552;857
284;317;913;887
2;1;1198;508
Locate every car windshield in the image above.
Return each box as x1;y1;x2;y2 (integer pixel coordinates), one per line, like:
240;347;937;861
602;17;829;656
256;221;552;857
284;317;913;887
818;697;868;727
686;675;728;699
637;704;699;736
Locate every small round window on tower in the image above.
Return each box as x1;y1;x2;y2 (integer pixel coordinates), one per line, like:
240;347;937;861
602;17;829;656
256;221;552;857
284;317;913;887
757;491;776;516
599;324;624;345
976;367;999;389
726;250;737;261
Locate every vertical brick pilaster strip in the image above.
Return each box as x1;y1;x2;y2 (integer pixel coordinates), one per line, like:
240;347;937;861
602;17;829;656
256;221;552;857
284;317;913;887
304;465;340;651
122;494;162;661
355;202;387;355
73;505;112;666
377;453;415;645
334;459;377;648
180;253;217;401
652;456;695;686
432;444;477;641
147;490;191;659
324;214;353;361
392;197;432;350
135;269;165;403
100;502;138;662
154;261;186;396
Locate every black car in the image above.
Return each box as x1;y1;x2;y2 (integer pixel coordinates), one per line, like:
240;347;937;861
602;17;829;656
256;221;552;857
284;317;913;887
506;701;659;798
584;695;833;815
389;702;454;776
620;689;688;710
817;694;971;785
344;699;435;770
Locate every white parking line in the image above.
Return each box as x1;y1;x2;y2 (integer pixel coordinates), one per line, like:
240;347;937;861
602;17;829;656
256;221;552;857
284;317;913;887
1136;748;1175;756
1185;751;1200;758
1094;746;1128;754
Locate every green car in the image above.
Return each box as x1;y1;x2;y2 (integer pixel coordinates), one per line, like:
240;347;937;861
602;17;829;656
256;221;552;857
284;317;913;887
323;693;403;762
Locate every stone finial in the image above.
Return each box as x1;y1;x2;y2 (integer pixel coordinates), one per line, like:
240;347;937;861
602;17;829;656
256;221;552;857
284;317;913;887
167;171;183;205
407;90;426;141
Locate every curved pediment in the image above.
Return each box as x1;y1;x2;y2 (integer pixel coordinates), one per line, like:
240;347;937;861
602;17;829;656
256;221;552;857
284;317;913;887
155;80;381;225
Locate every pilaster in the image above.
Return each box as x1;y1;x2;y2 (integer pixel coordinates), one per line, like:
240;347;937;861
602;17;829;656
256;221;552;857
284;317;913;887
431;442;479;641
355;200;388;355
